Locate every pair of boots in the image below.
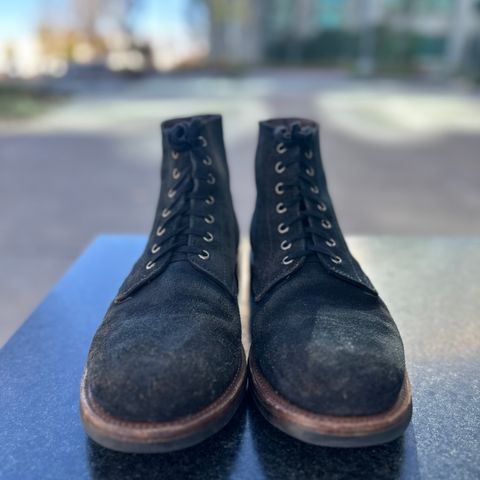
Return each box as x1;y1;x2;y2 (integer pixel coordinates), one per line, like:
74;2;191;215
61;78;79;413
80;115;412;453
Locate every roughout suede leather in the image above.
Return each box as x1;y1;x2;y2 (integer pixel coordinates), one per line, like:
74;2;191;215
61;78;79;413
250;118;406;416
85;114;242;422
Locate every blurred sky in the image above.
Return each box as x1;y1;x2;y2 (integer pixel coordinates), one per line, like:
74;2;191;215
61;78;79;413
0;0;190;42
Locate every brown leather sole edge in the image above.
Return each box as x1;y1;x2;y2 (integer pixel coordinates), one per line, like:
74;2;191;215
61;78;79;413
80;350;247;453
249;355;412;448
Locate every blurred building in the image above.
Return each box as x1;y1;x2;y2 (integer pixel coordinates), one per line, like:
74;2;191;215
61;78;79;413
202;0;480;76
202;0;265;65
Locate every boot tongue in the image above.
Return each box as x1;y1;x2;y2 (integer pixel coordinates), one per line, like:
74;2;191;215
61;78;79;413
170;213;191;262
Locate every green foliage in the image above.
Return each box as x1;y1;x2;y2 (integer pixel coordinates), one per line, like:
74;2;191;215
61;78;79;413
0;84;67;119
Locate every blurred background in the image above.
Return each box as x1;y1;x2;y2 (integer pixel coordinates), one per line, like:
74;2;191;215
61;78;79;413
1;0;480;345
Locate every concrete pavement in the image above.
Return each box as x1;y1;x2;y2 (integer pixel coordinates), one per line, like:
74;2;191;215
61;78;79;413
1;72;479;345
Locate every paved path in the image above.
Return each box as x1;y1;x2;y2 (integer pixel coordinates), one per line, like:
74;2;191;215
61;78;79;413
1;72;480;345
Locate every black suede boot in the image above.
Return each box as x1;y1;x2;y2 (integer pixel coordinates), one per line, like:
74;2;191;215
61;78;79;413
249;118;412;447
80;115;246;453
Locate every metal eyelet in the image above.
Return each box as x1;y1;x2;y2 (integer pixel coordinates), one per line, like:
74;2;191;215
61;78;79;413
172;168;180;180
317;202;327;212
205;195;215;205
172;151;179;160
198;136;208;147
281;240;292;251
205;214;215;224
203;232;214;242
277;223;290;234
207;173;216;185
167;188;176;198
276;143;287;154
310;185;319;194
275;161;286;174
203;156;212;166
198;249;210;260
151;243;161;254
321;219;332;229
145;260;156;270
304;149;313;159
276;202;287;214
162;208;171;218
156;226;166;236
325;238;336;247
331;255;342;264
275;182;285;195
282;255;293;265
306;167;315;177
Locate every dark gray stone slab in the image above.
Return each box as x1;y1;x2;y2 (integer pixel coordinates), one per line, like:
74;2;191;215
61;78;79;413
0;235;478;479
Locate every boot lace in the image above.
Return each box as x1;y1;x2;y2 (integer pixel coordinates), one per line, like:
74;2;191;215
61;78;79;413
145;119;216;270
272;122;342;266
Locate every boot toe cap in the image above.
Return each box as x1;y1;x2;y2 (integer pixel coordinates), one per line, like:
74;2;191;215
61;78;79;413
86;318;241;423
254;310;405;417
258;343;404;416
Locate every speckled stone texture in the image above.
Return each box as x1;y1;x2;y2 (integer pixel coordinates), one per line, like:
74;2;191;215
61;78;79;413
0;235;478;479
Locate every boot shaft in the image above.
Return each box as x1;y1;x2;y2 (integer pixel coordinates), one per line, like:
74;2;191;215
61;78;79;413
251;118;376;301
115;114;239;302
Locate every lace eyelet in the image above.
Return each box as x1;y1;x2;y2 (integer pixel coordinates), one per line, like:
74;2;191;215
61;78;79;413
317;202;327;212
276;202;287;214
198;249;210;260
325;238;336;247
205;214;215;224
205;195;215;205
145;260;156;270
321;219;332;229
310;185;319;194
151;243;161;254
304;149;313;159
276;143;287;154
198;136;208;147
207;173;216;185
168;188;176;198
282;255;293;265
331;255;342;264
156;226;166;236
172;151;179;160
275;161;286;174
277;223;290;234
306;167;315;177
162;208;171;218
280;240;292;251
275;182;285;195
203;156;212;166
172;168;180;180
203;232;214;242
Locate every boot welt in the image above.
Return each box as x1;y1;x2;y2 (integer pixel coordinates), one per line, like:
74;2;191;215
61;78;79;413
249;355;412;448
80;350;247;453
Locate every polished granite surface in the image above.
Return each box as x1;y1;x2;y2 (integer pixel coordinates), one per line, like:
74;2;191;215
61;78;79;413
0;235;479;479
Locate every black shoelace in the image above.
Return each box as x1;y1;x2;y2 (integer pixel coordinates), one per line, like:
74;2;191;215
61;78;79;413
273;123;342;265
145;120;215;270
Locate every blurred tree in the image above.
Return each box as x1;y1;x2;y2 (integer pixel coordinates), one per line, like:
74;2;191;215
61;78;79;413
71;0;143;40
37;0;147;65
119;0;144;41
